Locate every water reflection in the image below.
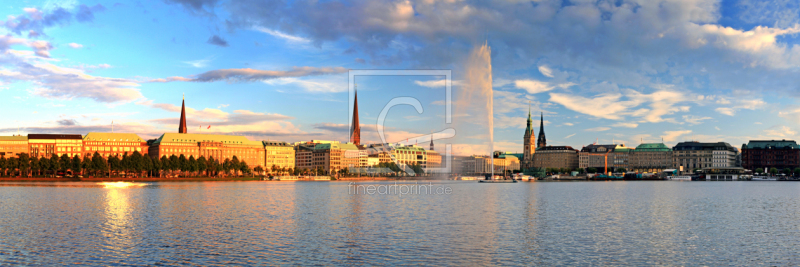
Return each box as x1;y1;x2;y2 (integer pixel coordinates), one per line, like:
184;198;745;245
3;181;800;265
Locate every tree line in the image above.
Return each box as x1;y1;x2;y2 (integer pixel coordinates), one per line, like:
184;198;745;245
0;152;261;178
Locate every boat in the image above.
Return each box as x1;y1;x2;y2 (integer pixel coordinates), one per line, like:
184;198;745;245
752;176;777;181
668;176;692;181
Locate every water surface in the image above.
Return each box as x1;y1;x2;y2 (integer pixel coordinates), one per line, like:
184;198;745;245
0;181;798;265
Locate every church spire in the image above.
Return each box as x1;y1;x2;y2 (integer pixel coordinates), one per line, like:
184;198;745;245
524;102;533;137
430;131;434;151
537;112;546;148
350;86;361;145
179;94;187;134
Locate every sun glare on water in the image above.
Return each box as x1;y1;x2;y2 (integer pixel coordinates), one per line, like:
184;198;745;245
98;182;149;189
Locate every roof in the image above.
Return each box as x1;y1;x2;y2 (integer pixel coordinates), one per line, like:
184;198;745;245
744;140;800;149
536;146;578;152
314;143;361;151
673;141;735;151
152;133;262;146
635;143;671;151
0;136;28;141
262;140;291;147
581;144;629;153
83;132;146;142
28;134;82;139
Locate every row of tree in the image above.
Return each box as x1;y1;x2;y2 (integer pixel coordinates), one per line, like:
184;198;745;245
0;152;261;178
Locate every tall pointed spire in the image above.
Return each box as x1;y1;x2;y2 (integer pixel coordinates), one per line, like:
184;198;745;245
524;102;533;137
430;131;434;151
537;112;546;148
350;86;361;145
179;94;188;134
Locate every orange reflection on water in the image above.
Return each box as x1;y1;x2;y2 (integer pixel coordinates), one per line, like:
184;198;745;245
98;182;148;189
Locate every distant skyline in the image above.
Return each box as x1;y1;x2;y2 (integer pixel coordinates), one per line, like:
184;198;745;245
1;0;799;156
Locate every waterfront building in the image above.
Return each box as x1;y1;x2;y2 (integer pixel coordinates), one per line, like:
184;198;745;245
0;136;28;158
294;142;316;171
672;141;736;172
392;145;428;168
367;156;380;166
533;146;579;170
149;133;265;168
263;141;295;171
741;140;800;171
522;106;536;169
427;150;442;170
629;143;672;173
82;132;149;158
579;144;632;172
28;134;83;158
293;140;366;174
452;155;476;175
493;152;520;173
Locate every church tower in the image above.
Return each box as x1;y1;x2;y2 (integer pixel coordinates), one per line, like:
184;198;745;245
537;112;547;148
179;95;187;134
523;104;536;169
350;88;361;145
429;132;434;151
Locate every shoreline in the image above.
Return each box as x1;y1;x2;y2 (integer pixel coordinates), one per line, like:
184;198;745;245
0;176;453;183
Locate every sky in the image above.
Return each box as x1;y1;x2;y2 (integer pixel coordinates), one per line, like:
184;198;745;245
1;0;800;156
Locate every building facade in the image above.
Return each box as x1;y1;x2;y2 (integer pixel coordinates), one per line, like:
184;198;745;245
0;136;28;158
672;141;737;172
533;146;579;170
741;140;800;171
579;144;632;172
28;134;83;158
148;133;265;169
629;143;672;173
263;141;295;171
82;132;149;159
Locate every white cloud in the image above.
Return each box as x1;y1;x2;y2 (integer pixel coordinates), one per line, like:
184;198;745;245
538;65;554;78
263;77;345;93
414;79;462;88
515;79;574;94
715;107;735;116
255;27;310;43
715;126;720;130
565;133;576;139
662;130;692;143
184;59;211;68
67;43;83;49
683;115;712;125
585;127;610;132
763;125;797;138
613;122;638;128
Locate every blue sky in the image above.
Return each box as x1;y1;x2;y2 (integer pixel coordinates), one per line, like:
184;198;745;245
1;0;800;156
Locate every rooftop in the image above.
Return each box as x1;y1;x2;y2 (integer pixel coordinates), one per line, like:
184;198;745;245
153;133;262;146
0;136;28;141
28;134;82;140
744;140;800;149
83;132;146;142
635;143;671;151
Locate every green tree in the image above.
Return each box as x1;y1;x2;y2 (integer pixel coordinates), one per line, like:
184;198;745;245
271;164;278;176
770;167;779;175
755;168;764;174
223;158;232;176
30;156;40;177
72;155;82;176
188;156;197;177
254;166;264;176
178;155;188;177
617;167;627;173
59;154;70;174
8;157;18;177
239;161;250;177
38;156;49;177
18;153;30;177
208;156;219;177
231;156;241;177
783;168;792;175
130;151;144;178
92;152;107;177
0;157;6;177
197;156;207;177
169;155;179;177
82;155;92;177
143;156;153;178
49;154;59;177
587;167;597;174
577;168;585;174
794;168;800;177
160;156;170;178
108;155;121;177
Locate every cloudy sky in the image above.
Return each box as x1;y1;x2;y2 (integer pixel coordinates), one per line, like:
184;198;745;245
1;0;799;156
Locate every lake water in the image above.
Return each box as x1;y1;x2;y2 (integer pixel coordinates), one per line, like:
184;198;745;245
1;180;799;265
